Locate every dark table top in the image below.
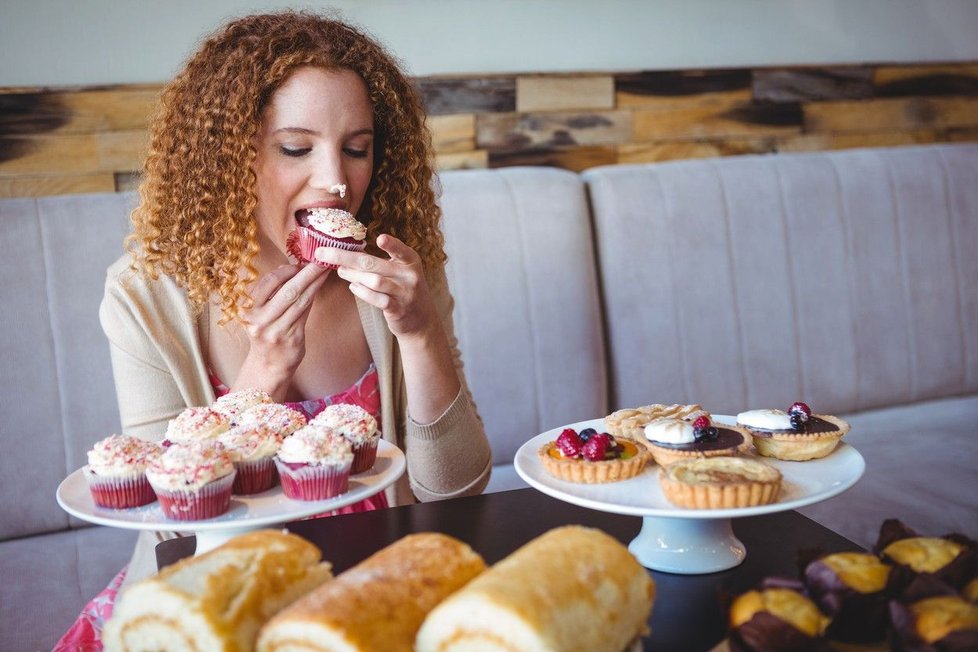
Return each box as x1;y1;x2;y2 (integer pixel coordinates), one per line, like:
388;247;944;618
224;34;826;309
157;487;862;652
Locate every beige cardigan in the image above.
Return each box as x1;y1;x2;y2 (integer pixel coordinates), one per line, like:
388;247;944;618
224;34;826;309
100;255;492;582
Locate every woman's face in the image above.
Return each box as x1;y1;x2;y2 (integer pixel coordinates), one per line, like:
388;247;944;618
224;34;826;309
253;66;375;264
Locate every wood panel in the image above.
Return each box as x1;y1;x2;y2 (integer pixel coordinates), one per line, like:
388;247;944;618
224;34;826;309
804;97;978;132
516;75;614;112
0;173;115;197
633;101;802;141
489;145;617;171
477;110;631;152
428;114;476;154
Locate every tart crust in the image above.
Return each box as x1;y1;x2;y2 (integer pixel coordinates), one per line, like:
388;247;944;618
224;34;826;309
604;403;706;440
538;441;650;484
659;456;782;509
742;414;850;461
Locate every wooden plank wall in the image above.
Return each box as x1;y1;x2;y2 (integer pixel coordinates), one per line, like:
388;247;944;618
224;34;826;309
2;63;977;198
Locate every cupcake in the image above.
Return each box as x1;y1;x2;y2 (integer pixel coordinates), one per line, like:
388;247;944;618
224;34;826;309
274;425;353;501
235;403;307;439
163;406;230;445
217;422;282;495
803;552;895;645
211;388;273;424
729;579;832;652
658;456;782;509
286;207;367;269
642;413;752;466
538;427;650;484
310;403;379;473
146;440;236;520
83;434;161;508
736;402;850;461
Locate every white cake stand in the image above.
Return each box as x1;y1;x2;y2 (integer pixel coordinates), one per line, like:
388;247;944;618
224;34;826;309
514;417;864;574
57;440;406;554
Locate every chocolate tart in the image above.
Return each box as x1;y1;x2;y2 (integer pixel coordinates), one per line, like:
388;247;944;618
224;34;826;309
644;422;753;466
659;456;782;509
739;414;850;461
538;440;649;484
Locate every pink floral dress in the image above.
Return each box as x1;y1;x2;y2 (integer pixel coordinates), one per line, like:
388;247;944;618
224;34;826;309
54;364;386;651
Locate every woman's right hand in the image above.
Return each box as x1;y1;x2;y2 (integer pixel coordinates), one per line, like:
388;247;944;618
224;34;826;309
232;263;330;399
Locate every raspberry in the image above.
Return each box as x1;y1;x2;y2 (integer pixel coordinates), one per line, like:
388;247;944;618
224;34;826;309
692;415;711;430
556;428;583;458
582;435;609;461
789;402;811;418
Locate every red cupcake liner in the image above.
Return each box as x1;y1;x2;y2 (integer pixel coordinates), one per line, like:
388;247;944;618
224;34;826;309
350;439;379;474
152;471;236;521
84;469;157;509
232;457;277;495
286;226;365;269
274;457;351;501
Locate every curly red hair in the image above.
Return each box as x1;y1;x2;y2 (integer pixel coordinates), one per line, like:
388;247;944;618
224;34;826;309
127;10;445;323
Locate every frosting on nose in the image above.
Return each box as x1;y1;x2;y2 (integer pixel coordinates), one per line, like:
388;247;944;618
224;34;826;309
329;183;347;198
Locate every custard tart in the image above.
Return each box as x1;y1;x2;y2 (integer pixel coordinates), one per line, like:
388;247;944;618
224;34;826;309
659;456;782;509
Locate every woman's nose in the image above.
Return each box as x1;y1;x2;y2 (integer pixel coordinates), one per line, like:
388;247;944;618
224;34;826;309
309;153;345;192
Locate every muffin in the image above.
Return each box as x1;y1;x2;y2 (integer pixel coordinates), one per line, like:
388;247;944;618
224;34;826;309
538;427;650;483
642;413;752;466
145;440;236;520
218;422;282;495
286;207;367;269
274;425;354;500
889;574;978;652
163;406;230;445
737;402;849;461
804;552;895;645
83;434;161;508
658;456;782;509
604;403;707;441
729;579;832;652
875;519;978;594
309;403;379;473
211;388;273;424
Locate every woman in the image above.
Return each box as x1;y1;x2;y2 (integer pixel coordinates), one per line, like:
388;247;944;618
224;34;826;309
58;11;491;648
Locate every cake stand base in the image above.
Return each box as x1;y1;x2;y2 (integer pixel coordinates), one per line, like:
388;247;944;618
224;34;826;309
628;516;746;574
194;525;267;555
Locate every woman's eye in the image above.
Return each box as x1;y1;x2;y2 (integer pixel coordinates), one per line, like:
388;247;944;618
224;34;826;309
344;148;370;159
280;146;311;158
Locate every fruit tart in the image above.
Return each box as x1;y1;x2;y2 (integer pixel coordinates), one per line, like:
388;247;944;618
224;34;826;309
538;427;650;484
737;402;849;461
642;413;752;466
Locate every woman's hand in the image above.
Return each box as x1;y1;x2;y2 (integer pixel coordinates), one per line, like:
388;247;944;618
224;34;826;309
233;262;331;398
315;234;437;340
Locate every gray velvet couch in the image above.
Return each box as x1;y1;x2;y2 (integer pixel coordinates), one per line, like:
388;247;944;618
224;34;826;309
2;143;976;651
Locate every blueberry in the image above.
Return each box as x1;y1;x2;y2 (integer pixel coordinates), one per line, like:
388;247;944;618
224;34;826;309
579;427;597;442
790;414;805;430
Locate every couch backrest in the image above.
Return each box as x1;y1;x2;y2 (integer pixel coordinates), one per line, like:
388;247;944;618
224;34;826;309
438;167;608;465
584;143;978;416
0;192;135;540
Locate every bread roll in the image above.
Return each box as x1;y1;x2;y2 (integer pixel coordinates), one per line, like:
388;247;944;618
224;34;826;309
103;529;332;652
256;532;486;652
415;525;655;652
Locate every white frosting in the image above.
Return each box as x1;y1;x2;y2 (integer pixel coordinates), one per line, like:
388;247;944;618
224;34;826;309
276;425;353;465
146;441;234;491
306;208;366;240
310;403;378;445
212;388;273;420
644;418;696;445
86;434;161;477
236;403;307;438
737;409;793;430
218;425;281;462
165;407;230;443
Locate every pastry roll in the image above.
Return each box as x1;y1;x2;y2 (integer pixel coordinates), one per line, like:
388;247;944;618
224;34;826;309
103;529;332;652
256;532;486;652
415;525;655;652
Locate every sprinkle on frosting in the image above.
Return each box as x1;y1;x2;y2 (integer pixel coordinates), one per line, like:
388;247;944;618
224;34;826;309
165;407;230;443
86;434;161;477
737;409;793;430
218;423;282;463
276;425;353;466
309;403;378;445
236;403;307;438
644;418;696;445
146;440;234;491
212;388;273;421
305;208;366;241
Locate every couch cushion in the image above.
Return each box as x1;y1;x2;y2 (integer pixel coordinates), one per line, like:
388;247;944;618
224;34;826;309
0;526;135;652
0;192;135;540
438;167;608;468
800;395;978;549
583;144;978;416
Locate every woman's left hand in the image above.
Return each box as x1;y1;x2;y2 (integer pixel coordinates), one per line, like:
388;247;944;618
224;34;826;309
315;234;437;339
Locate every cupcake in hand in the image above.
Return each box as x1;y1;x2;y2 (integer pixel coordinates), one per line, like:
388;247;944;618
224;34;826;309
274;425;353;501
146;440;236;521
84;434;161;508
310;403;379;473
286;207;366;269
